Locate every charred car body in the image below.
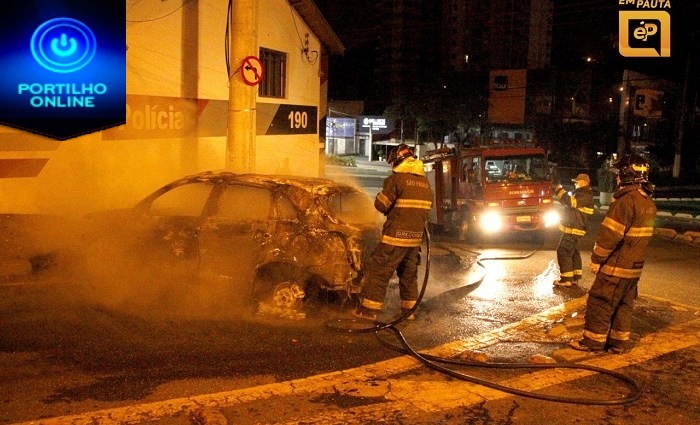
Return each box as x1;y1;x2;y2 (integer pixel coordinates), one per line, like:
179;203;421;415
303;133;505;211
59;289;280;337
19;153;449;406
86;172;381;312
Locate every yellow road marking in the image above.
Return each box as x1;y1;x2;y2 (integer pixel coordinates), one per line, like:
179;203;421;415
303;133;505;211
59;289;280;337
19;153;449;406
639;292;699;312
279;319;699;424
14;296;698;425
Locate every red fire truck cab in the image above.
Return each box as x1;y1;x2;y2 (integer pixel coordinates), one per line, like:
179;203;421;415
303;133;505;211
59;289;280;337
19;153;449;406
423;142;560;243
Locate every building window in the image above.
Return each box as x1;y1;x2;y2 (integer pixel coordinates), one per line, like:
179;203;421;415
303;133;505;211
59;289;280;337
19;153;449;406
259;48;286;98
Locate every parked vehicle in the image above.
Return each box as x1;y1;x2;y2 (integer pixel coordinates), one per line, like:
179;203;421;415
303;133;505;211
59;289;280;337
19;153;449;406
422;141;560;243
85;171;381;313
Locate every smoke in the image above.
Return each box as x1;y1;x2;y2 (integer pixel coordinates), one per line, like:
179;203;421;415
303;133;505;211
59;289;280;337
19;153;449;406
324;163;383;200
3;152;388;323
60;219;263;321
3;209;258;323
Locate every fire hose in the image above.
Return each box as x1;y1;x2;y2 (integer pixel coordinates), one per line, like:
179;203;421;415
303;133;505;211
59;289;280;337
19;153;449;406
326;227;642;405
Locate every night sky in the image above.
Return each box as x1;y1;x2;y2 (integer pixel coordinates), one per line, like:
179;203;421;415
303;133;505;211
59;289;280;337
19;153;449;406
317;0;698;101
315;0;699;176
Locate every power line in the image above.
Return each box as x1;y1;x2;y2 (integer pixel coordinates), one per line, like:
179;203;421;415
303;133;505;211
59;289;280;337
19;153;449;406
127;0;197;24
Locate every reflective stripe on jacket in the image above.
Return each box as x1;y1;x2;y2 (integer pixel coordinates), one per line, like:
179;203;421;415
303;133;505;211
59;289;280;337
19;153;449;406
376;158;433;247
591;185;656;281
556;185;594;236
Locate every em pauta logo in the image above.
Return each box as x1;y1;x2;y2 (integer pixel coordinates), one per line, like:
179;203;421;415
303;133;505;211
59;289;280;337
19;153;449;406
619;11;670;57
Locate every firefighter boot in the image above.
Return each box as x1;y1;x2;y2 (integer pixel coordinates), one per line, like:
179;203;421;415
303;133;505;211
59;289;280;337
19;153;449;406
401;308;416;321
348;282;362;295
605;340;626;354
352;305;378;321
569;339;604;353
554;280;573;287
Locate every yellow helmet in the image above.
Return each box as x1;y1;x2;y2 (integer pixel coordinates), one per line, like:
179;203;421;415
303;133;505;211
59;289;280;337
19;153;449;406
387;144;416;167
614;154;649;185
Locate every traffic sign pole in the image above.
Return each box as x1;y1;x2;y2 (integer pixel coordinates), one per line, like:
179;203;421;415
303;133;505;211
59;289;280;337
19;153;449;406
227;0;257;173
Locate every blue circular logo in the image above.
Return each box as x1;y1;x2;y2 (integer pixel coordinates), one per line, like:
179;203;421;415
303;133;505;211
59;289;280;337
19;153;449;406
30;18;97;73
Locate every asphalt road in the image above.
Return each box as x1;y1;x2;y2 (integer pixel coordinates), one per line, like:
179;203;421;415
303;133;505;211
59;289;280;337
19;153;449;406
1;224;698;424
0;162;698;424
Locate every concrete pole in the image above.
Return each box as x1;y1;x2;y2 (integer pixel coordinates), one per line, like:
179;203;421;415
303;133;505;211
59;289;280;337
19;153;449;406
227;0;258;173
180;0;199;175
368;126;373;162
618;70;632;155
673;33;693;179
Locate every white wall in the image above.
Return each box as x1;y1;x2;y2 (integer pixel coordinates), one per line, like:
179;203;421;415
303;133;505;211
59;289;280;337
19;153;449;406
256;0;324;177
0;0;328;215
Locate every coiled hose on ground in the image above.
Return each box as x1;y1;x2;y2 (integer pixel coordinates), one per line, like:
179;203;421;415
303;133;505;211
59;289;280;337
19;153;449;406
326;227;642;405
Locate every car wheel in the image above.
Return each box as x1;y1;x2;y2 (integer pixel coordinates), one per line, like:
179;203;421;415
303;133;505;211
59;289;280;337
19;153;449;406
456;208;478;243
427;222;439;236
270;279;306;310
531;230;545;245
253;269;309;318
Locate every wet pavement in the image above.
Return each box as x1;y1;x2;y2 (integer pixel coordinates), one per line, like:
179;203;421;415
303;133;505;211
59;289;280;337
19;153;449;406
1;160;699;424
10;286;695;425
2;236;698;425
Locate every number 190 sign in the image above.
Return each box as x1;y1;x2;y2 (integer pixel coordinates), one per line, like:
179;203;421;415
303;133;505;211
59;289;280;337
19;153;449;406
264;104;317;135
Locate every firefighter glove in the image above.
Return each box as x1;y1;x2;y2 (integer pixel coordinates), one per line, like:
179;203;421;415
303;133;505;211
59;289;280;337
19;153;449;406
589;262;600;274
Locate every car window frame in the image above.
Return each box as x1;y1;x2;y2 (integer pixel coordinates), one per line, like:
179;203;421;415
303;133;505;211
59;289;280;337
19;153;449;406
212;182;274;221
209;181;299;223
139;180;219;219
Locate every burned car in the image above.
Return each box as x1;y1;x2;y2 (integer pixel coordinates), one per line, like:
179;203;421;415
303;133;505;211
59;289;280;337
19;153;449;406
85;172;381;313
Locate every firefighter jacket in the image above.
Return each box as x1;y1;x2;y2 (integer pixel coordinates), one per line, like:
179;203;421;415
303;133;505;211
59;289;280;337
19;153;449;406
375;157;433;247
555;185;594;236
591;184;656;281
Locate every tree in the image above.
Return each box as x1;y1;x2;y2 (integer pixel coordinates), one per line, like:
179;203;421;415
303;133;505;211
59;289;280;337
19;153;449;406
384;79;483;150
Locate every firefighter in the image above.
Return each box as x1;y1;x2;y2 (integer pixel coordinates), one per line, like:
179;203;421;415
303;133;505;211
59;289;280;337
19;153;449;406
353;144;433;321
553;173;595;287
570;154;656;353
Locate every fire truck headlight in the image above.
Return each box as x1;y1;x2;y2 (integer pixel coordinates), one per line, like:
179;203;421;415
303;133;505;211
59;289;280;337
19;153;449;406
480;211;503;233
543;210;561;228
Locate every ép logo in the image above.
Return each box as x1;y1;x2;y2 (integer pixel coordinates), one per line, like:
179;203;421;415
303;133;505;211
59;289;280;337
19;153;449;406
633;20;658;41
619;11;670;57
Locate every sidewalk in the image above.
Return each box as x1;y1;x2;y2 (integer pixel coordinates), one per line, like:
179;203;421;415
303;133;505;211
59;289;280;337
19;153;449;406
0;214;86;280
352;156;391;172
325;155;391;175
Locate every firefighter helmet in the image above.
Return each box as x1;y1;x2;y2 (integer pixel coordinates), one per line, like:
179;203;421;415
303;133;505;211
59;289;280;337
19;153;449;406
387;144;416;167
614;154;650;185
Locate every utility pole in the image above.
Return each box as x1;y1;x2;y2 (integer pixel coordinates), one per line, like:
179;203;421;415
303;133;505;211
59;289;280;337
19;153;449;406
368;126;373;162
327;107;331;155
673;33;694;179
618;70;634;155
227;0;258;173
181;0;199;175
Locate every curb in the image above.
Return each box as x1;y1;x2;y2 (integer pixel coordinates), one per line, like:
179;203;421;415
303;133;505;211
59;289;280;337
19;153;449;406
577;199;700;222
653;228;700;246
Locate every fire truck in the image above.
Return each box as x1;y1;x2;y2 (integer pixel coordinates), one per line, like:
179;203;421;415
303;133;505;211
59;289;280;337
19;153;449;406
422;141;560;243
